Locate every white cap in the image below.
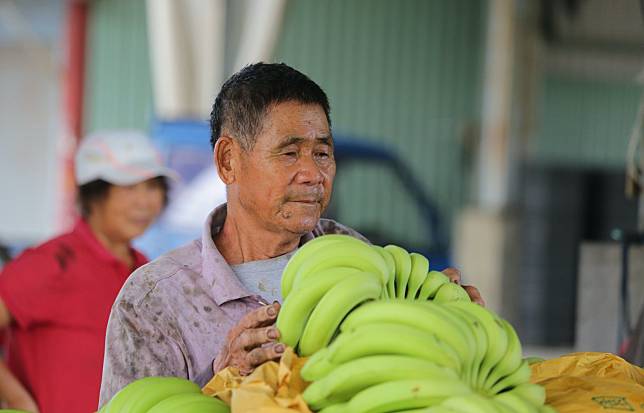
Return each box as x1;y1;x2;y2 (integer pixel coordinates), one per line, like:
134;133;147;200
75;130;177;186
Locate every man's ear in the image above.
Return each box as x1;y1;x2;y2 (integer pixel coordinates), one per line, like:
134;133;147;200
214;136;239;185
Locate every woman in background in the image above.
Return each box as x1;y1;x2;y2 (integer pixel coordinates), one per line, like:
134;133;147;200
0;131;174;413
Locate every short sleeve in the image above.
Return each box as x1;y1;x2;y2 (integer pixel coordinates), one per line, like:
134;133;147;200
0;247;66;328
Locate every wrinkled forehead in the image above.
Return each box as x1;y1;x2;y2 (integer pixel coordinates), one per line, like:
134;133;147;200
258;101;332;145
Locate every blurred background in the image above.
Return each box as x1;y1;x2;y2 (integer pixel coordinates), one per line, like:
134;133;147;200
0;0;642;361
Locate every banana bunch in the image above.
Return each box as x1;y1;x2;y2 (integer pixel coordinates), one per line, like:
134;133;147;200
98;377;229;413
380;244;470;302
278;235;389;355
277;235;472;356
300;300;555;413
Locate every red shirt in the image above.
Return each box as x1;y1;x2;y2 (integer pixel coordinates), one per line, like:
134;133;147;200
0;220;147;413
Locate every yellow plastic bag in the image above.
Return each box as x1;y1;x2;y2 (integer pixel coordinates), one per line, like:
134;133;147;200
202;347;312;413
530;352;644;412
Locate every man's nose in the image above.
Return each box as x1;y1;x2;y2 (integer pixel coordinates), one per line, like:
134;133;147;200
295;155;324;185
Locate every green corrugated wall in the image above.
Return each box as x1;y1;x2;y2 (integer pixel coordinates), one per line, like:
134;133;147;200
83;0;639;249
84;0;152;132
532;75;640;168
273;0;486;247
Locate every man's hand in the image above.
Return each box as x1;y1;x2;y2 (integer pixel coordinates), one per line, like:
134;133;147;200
213;302;284;375
442;268;485;307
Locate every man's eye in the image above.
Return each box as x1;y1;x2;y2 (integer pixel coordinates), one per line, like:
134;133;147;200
316;151;330;158
283;152;297;157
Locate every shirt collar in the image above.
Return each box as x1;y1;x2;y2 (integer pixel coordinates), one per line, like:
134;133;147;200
201;203;319;306
201;204;254;305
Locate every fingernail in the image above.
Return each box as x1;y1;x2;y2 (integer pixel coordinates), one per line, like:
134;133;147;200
268;328;279;339
275;344;285;353
267;306;276;316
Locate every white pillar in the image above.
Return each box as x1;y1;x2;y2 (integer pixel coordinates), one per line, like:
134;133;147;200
477;0;516;211
146;0;227;120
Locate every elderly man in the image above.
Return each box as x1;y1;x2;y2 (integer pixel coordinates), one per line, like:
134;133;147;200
98;63;482;405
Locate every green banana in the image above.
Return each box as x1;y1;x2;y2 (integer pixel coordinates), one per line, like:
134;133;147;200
483;318;522;392
489;360;532;394
433;282;471;303
346;378;472;413
446;305;488;389
146;393;229;413
303;355;459;410
495;391;539;413
300;346;334;381
445;301;508;391
291;265;355;292
326;322;462;374
411;407;460;413
417;271;450;300
442;393;502;413
277;266;361;348
281;234;351;299
524;356;545;365
104;377;201;413
293;241;389;290
384;244;412;298
406;252;430;299
508;383;546;406
372;245;396;299
298;271;383;356
539;405;558;413
318;402;348;413
340;301;475;374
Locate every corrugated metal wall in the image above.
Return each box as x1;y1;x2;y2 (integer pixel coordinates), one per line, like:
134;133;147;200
83;0;639;251
532;75;640;168
84;0;152;133
273;0;486;247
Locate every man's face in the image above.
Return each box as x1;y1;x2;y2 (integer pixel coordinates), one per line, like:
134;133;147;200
233;101;335;236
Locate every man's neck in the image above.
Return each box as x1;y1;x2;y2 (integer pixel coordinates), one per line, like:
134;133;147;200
214;209;301;265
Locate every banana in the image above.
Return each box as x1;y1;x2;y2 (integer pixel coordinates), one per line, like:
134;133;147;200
445;301;508;391
539;405;558;413
508;383;546;406
293;241;389;290
441;394;502;413
291;265;356;292
410;408;461;413
417;271;450;300
346;378;472;413
384;244;412;298
524;356;545;365
147;393;230;413
326;322;462;374
433;282;471;303
298;271;383;356
303;355;459;410
372;245;396;299
340;301;475;373
406;253;430;299
445;305;488;389
495;391;539;413
104;376;201;413
277;267;361;348
489;360;532;394
281;234;351;299
318;402;348;413
300;346;334;382
483;318;523;392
